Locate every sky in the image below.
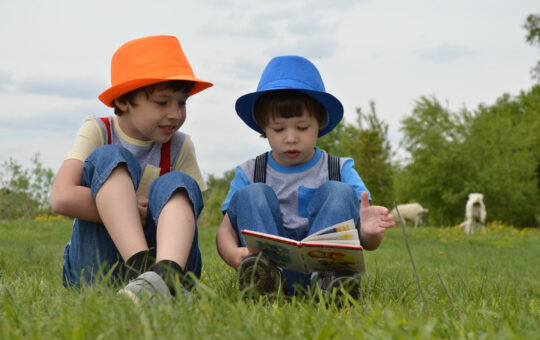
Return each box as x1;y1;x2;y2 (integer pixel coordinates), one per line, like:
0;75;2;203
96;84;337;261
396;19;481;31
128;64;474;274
0;0;538;179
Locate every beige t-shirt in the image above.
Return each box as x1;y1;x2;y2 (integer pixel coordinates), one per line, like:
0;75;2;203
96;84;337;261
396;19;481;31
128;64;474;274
66;116;207;197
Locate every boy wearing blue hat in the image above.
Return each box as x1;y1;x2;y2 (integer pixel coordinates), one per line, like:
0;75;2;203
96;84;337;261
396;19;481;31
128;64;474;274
216;55;395;296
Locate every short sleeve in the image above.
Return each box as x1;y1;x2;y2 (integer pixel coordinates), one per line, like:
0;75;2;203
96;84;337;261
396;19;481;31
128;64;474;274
340;158;370;201
65;118;104;162
174;135;207;191
221;166;250;214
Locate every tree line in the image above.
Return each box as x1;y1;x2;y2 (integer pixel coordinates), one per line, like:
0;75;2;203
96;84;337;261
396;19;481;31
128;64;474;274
2;14;539;226
200;14;540;228
197;84;540;228
0;154;54;220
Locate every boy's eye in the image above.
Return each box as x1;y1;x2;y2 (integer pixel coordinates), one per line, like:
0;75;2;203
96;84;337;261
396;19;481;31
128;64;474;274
272;128;284;133
298;126;310;131
155;101;167;106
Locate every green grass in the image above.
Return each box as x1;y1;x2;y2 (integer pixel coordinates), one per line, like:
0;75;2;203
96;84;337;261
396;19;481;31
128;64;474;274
1;217;539;339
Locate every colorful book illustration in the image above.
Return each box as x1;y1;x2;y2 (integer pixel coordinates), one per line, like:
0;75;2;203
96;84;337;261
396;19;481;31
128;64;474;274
241;219;365;274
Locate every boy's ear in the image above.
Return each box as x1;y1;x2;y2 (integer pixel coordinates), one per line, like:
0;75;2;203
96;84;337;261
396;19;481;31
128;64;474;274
114;99;129;112
259;126;268;138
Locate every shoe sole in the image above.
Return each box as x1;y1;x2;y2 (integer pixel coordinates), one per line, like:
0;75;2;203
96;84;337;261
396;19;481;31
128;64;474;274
327;276;361;300
117;288;141;306
238;255;282;294
117;271;172;305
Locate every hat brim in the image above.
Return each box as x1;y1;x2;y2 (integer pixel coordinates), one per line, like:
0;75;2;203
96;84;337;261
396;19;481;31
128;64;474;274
98;75;213;107
235;89;343;137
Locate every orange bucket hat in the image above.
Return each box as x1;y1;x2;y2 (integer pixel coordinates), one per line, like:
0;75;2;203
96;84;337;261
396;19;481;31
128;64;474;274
98;35;213;107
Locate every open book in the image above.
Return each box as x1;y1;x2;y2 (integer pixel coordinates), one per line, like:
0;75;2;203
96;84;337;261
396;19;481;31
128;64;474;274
241;219;364;274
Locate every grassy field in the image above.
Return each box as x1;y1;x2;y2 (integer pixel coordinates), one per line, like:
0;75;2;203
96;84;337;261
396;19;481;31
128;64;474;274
1;216;539;339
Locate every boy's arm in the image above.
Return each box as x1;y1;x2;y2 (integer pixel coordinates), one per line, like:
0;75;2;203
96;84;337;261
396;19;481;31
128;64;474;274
358;192;395;250
50;159;101;222
216;213;252;270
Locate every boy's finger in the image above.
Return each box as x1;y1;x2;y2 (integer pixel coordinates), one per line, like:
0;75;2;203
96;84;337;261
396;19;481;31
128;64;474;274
360;191;370;208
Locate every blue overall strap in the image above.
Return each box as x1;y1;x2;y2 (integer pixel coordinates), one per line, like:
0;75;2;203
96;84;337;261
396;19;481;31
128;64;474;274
253;152;268;183
327;154;341;181
254;151;340;183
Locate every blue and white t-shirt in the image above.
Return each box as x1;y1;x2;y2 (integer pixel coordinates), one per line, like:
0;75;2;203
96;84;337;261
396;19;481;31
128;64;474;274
221;148;369;230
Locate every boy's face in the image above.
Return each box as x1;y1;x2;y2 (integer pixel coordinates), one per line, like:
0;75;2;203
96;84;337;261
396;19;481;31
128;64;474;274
116;87;189;143
263;108;319;167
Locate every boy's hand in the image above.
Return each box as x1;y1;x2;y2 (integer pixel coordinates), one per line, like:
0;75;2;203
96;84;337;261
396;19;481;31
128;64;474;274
136;196;148;226
359;192;395;249
233;247;253;271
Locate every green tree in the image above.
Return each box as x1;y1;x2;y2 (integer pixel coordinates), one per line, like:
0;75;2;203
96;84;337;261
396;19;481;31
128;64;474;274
0;153;54;220
524;13;540;83
463;88;539;226
318;102;394;206
397;88;540;227
316;118;345;156
397;96;468;225
198;169;235;227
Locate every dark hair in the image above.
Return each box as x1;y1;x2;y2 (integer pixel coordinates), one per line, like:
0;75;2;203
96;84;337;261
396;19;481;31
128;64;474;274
253;90;328;137
113;80;195;115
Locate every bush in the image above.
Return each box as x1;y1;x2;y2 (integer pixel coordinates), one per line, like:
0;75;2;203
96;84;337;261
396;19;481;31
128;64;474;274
198;169;235;227
0;153;54;220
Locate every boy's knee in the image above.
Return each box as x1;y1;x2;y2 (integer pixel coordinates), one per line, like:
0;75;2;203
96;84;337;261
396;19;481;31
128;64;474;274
151;172;199;196
148;171;203;218
232;183;277;208
85;145;140;180
83;145;141;195
318;181;356;199
238;183;273;199
228;183;278;216
308;181;359;215
88;145;134;163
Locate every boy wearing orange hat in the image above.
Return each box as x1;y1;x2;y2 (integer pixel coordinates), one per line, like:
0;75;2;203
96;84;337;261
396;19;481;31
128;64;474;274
216;56;395;296
50;35;212;302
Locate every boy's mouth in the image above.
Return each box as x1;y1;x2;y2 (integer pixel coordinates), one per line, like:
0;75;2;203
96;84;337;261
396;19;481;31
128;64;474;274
159;125;177;135
285;150;300;158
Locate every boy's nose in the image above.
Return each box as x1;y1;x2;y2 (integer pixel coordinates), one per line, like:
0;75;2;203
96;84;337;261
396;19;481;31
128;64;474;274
284;131;297;143
168;103;184;120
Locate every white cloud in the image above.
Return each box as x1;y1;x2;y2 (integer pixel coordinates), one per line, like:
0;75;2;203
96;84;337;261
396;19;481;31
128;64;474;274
0;70;14;92
0;0;538;180
17;75;104;99
417;44;476;63
264;34;338;59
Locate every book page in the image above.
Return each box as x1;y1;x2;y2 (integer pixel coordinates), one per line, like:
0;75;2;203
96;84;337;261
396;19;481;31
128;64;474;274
302;238;359;246
241;230;300;245
303;230;359;244
302;219;356;242
300;244;365;273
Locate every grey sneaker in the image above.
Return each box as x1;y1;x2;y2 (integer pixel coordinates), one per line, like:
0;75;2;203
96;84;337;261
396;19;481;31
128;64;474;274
118;271;172;305
314;270;362;300
238;254;283;295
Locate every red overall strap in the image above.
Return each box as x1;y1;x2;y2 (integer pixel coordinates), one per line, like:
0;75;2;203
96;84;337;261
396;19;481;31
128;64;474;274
99;116;171;176
99;117;112;144
159;139;172;176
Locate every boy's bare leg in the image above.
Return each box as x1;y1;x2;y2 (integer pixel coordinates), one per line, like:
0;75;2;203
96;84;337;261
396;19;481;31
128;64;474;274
156;189;195;269
96;165;149;261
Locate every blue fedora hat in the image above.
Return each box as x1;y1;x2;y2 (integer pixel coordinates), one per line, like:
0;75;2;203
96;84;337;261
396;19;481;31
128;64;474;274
235;55;343;137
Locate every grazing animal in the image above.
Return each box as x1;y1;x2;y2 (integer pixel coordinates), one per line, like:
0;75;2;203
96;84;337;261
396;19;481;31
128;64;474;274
459;193;486;235
391;203;429;228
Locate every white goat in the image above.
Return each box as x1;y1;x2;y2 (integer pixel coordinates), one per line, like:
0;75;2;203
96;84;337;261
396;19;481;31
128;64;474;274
391;203;429;228
459;193;486;235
